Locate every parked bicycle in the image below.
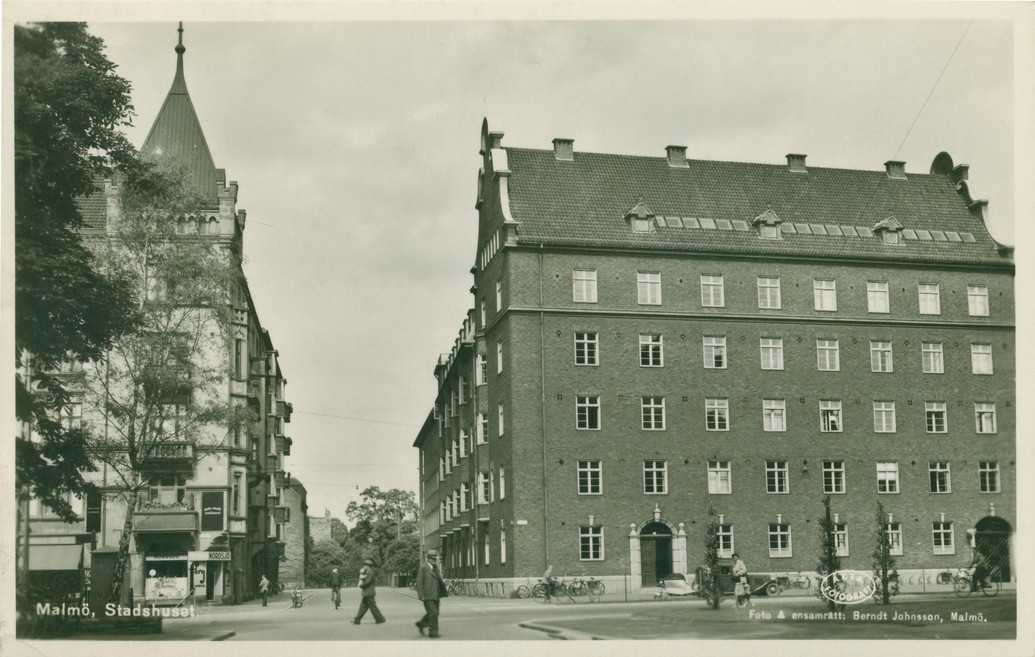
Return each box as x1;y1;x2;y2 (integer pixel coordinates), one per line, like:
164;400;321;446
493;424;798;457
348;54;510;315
790;571;811;589
953;565;1002;598
935;567;955;585
515;577;536;599
448;578;464;596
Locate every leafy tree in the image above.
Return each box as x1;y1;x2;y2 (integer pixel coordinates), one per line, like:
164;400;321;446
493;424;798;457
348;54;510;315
872;500;899;605
345;486;419;566
702;505;721;609
383;535;420;579
816;496;843;611
14;22;137;525
307;539;363;588
81;159;248;603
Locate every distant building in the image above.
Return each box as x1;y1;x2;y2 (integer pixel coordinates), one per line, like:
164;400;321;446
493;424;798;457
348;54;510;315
280;478;309;588
309;509;334;545
414;119;1014;594
19;26;295;606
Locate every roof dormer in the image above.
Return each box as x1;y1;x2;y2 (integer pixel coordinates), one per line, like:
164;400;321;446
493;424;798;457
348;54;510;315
873;216;904;245
625;202;656;233
752;209;783;239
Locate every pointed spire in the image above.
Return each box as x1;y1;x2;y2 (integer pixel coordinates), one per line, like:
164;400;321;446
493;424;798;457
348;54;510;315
171;22;187;94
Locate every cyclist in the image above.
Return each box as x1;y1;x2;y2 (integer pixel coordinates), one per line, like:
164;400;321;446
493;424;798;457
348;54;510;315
542;565;557;604
970;548;991;592
330;567;343;608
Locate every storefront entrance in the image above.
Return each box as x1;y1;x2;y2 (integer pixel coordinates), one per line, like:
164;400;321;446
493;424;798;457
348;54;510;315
975;516;1012;581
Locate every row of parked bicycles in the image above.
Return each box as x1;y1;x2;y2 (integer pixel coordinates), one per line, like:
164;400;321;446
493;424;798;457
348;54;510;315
516;574;606;599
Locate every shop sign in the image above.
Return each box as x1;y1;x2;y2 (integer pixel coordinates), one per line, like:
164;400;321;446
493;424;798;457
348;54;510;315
188;550;231;561
200;491;225;531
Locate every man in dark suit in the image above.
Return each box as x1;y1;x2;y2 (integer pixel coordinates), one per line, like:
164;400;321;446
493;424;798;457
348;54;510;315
352;559;386;624
414;548;444;638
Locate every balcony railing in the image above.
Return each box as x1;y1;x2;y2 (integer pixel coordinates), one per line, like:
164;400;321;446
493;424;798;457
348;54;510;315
274;506;289;524
266;454;278;472
274;471;286;488
140;442;195;464
275;435;292;455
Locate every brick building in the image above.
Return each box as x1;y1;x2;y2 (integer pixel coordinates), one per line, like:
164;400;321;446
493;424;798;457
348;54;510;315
413;119;1014;594
18;26;295;606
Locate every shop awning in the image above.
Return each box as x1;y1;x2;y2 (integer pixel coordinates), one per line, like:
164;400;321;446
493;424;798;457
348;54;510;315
29;544;84;571
134;512;197;533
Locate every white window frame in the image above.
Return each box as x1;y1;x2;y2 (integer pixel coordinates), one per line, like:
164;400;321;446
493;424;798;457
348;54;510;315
579;526;604;561
922;342;944;374
968;285;989;317
707;460;732;494
757;277;781;309
641;396;666;430
499;466;506;499
766;460;789;494
919;283;941;315
877;462;899;494
637;271;662;305
717;524;734;558
701;274;725;308
975;402;997;434
971;344;993;374
497;402;505;437
814;279;837;311
833;523;849;557
763;399;786;432
460;483;469;512
932;521;954;555
888;523;904;556
705;398;729;431
639;334;664;367
929;461;951;494
497;340;504;374
823;460;846;494
573;269;598;303
760;337;784;370
867;281;890;313
768;523;792;558
873;401;896;433
979;461;1000;493
577;460;602;495
820;400;843;433
574;332;599;366
501;526;507;564
496;279;503;312
477;413;487;444
576;395;601;430
817;339;840;371
925;402;947;433
870;340;893;373
703;336;727;369
644;460;668;494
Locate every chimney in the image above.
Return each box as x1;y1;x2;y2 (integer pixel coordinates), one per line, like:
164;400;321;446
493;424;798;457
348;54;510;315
884;160;907;180
552;138;574;161
951;164;969;185
786;153;807;173
666;145;688;168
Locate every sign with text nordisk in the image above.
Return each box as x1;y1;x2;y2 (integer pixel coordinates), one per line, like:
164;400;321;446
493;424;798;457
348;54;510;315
200;491;225;532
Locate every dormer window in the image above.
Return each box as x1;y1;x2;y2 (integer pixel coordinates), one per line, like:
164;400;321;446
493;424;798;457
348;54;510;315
753;209;783;240
873;216;903;245
625;202;655;233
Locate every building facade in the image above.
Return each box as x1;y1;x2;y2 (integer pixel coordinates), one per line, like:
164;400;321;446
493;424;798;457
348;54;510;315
414;119;1015;594
19;27;295;606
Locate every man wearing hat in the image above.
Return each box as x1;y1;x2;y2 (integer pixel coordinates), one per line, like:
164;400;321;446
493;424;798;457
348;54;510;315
329;567;342;608
414;548;444;638
352;558;386;624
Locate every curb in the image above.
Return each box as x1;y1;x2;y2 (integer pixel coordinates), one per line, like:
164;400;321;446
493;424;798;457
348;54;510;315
518;622;608;640
212;631;237;641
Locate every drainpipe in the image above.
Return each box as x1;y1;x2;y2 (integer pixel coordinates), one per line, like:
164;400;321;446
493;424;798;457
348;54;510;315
539;245;549;565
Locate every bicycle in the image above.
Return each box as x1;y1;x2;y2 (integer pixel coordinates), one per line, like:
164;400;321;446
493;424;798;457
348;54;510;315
331;586;341;609
935;567;955;585
585;576;605;597
953;565;1002;598
515;577;535;599
790;571;812;590
567;575;589;597
448;578;464;595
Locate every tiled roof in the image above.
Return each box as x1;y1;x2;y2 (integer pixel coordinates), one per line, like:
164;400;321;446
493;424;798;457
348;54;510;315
504;148;1009;266
74;178;108;231
140;40;219;202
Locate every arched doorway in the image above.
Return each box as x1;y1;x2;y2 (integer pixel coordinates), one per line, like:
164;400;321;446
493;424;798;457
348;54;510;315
975;517;1012;581
639;522;672;586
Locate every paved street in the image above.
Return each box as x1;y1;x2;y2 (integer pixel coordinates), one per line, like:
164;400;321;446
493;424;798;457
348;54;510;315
147;586;1015;641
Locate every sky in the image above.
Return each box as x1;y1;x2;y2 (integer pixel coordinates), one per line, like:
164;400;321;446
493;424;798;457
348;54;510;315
7;3;1027;524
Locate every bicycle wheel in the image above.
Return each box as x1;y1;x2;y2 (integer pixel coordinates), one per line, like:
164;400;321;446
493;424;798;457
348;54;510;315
569;581;588;596
588;581;605;597
450;580;463;595
982;569;1001;597
936;571;952;585
953;576;973;597
516;585;531;599
531;583;547;598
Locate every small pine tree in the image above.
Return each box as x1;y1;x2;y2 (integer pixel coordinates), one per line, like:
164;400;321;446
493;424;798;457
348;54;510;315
703;506;722;609
872;501;899;605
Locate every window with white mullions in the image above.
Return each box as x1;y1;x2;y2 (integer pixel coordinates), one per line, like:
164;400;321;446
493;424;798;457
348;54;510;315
925;402;947;433
717;524;734;558
816;339;840;371
576;396;601;430
929;461;951;493
822;460;846;494
833;523;849;557
971;344;993;374
922;342;943;374
975;403;997;434
763;399;786;432
641;396;666;430
968;285;989;317
887;523;904;556
932;521;954;555
643;460;667;494
979;461;1000;493
820;400;842;432
707;460;732;494
574;332;599;366
873;401;896;433
870;341;893;372
867;281;890;313
573;269;598;303
705;398;729;431
876;462;899;494
639;334;663;367
757;277;781;309
701;275;724;307
577;460;602;495
703;336;726;369
768;523;792;557
637;272;662;305
919;283;941;315
580;526;604;561
814;279;837;311
766;460;789;494
760;337;783;370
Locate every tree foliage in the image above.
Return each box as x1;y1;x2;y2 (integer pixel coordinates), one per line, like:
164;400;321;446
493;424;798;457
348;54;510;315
14;22;138;523
872;500;899;605
816;496;843;611
382;535;420;578
307;539;363;587
345;486;419;566
702;505;721;609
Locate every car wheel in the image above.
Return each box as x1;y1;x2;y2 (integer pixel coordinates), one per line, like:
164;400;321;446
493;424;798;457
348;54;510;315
765;582;781;596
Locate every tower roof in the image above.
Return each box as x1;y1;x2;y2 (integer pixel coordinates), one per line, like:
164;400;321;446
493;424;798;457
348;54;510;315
140;23;220;202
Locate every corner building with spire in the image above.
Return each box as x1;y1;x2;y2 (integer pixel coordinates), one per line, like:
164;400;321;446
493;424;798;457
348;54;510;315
413;119;1014;596
20;26;296;606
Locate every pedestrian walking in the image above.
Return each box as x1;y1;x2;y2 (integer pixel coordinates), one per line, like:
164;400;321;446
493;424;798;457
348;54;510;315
259;574;270;607
329;567;342;608
415;548;445;638
353;559;386;624
542;565;556;604
732;553;753;607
